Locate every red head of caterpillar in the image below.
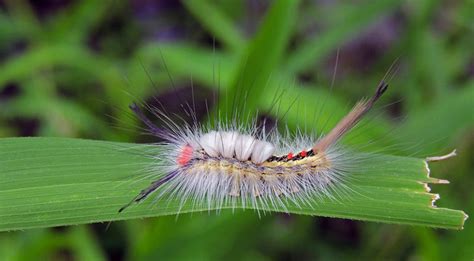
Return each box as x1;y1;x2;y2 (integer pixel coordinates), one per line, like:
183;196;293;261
177;145;193;166
118;80;389;213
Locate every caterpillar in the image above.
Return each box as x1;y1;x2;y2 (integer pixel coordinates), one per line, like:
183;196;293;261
118;80;389;213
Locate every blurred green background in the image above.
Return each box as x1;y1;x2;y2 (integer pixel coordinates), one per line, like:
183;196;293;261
0;0;473;260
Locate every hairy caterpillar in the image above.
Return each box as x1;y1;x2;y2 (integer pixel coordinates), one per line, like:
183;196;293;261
118;79;389;213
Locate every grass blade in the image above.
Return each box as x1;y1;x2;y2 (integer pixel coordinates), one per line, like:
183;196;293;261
0;137;467;231
285;0;399;74
218;0;299;118
182;0;245;51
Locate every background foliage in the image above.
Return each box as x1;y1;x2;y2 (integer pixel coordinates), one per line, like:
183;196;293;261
0;0;473;260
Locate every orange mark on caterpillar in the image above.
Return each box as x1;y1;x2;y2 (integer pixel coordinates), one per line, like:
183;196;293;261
177;145;193;166
287;153;294;160
299;151;307;157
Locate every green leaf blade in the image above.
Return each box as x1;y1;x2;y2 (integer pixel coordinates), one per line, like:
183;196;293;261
0;137;467;231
